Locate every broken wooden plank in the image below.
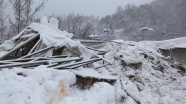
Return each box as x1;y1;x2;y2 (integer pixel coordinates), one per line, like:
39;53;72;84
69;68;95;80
51;57;82;63
47;55;69;59
0;56;74;67
86;47;107;53
89;43;106;49
52;58;102;69
0;61;20;64
2;55;69;63
94;63;109;69
72;68;117;89
47;63;59;68
3;58;34;62
0;60;49;69
75;75;116;89
69;59;101;69
28;38;41;54
31;56;70;62
89;51;112;65
20;33;37;41
19;46;53;59
47;57;83;67
72;69;117;81
0;34;40;60
97;51;107;55
80;40;107;43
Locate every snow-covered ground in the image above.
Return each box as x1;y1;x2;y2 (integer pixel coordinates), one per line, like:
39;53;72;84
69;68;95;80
1;40;186;104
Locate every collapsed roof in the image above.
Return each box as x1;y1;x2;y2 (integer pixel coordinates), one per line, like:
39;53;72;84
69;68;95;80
0;16;114;87
0;16;111;65
0;16;90;59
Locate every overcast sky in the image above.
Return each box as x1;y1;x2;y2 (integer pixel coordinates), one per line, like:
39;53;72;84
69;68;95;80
37;0;153;18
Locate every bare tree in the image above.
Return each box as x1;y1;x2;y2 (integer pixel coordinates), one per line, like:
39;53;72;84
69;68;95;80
9;0;47;34
0;0;6;42
81;22;95;37
55;14;97;37
66;13;83;34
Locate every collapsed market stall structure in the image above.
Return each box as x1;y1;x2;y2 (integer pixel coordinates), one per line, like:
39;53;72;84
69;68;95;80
0;16;116;88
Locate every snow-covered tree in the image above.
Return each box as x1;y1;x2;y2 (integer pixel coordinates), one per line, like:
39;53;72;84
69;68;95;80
0;0;6;42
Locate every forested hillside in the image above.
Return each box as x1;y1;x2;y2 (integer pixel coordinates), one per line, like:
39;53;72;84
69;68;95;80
97;0;186;40
0;0;186;42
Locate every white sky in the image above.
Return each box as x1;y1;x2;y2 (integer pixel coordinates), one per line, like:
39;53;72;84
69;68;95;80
37;0;153;17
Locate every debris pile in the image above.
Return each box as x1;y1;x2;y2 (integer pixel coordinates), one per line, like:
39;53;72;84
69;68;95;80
104;40;186;103
0;17;186;104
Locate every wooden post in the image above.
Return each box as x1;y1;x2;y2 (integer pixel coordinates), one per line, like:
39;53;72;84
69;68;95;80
0;60;49;69
86;46;107;53
28;38;41;54
52;58;102;69
19;46;53;59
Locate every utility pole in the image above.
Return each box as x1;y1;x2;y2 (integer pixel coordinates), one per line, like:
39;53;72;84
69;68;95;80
161;31;166;40
140;28;148;41
184;25;186;35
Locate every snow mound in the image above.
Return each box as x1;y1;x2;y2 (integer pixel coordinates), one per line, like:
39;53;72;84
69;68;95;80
104;41;186;104
0;66;76;104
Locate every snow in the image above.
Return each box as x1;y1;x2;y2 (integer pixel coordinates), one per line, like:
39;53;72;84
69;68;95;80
0;27;34;56
0;16;94;59
0;66;76;104
122;80;142;103
1;39;186;104
174;43;186;48
142;36;186;49
140;27;154;31
0;66;117;104
61;82;116;104
50;17;59;28
89;34;99;38
103;41;186;104
28;23;74;47
40;15;48;25
1;16;186;104
114;29;124;33
71;68;117;80
20;33;37;39
111;39;126;43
